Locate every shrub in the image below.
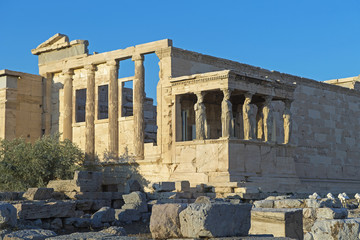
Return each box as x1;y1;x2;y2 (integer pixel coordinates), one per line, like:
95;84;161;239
0;135;85;191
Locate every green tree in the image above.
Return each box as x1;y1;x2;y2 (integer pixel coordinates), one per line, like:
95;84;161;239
0;135;84;191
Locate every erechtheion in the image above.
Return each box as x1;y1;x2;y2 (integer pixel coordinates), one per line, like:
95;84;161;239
1;33;360;193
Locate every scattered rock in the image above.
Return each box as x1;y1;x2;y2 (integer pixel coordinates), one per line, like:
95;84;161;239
316;208;348;220
4;229;56;240
0;202;17;229
101;226;127;236
115;209;141;223
150;203;187;239
152;182;175;192
309;219;360;239
91;207;115;228
50;218;62;230
23;188;54;201
253;200;274;208
179;202;251;238
194;196;211;204
122;191;147;213
273;199;304;208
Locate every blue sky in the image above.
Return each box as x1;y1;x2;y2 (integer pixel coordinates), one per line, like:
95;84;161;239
1;1;360;102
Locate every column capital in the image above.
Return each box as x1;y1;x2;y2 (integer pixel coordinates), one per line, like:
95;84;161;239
106;59;118;67
284;99;293;108
62;69;74;76
244;92;254;99
85;64;96;72
222;88;232;100
132;54;144;62
264;95;273;104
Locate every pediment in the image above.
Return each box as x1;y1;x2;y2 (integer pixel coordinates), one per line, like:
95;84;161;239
35;33;69;50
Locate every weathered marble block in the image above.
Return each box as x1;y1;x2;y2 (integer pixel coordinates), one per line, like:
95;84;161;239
23;188;54;200
249;208;303;239
179;202;251;238
13;201;76;219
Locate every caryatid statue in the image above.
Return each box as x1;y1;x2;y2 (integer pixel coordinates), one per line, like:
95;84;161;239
243;92;255;140
194;92;207;140
221;89;234;138
262;96;273;142
283;100;292;144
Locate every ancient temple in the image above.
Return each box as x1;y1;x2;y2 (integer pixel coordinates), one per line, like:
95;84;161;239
2;33;360;193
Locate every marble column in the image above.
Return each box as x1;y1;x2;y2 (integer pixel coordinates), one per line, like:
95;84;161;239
262;96;273;142
194;91;207;140
132;54;145;158
85;64;96;162
283;100;292;144
62;69;74;141
107;60;119;156
221;89;233;138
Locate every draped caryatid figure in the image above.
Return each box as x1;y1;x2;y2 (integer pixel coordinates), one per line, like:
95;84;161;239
283;100;292;144
262;96;273;142
243;92;257;140
221;89;234;138
194;92;208;140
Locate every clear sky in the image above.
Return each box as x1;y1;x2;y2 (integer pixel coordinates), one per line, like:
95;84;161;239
1;1;360;102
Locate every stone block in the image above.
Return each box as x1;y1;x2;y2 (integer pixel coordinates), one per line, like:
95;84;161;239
305;198;334;208
91;200;111;211
14;201;76;220
175;181;190;192
316;207;348;220
273;199;304;208
253;200;274;208
23;188;54;200
124;179;141;193
115;209;141;223
4;229;57;240
75;200;93;211
150;203;187;239
250;208;303;239
152;182;176;192
47;180;78;192
122;191;148;213
179;202;251;238
0;202;17;229
64;217;90;228
91;207;115;228
309;219;360;240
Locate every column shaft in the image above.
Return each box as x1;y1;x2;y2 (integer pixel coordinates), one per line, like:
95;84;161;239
132;55;145;158
107;60;119;156
85;64;96;161
62;69;74;141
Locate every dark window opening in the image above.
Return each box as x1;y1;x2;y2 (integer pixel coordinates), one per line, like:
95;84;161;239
122;80;133;117
98;85;108;119
75;88;86;122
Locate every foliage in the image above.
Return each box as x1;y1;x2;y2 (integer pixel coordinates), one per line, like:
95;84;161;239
0;134;85;191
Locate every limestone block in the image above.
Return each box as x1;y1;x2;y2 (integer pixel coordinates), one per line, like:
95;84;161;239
253;200;274;208
179;202;251;238
14;201;76;219
91;207;115;228
50;218;63;230
273;199;304;208
23;188;54;200
4;229;57;240
124;179;141;193
150;203;187;239
316;208;348;220
175;181;190;192
0;202;17;229
91;200;112;211
234;187;259;194
101;226;127;236
47;180;78;192
75;200;93;211
65;192;112;200
64;217;90;228
309;219;360;240
305;199;335;208
122;191;148;213
152;182;175;192
115;209;141;223
250;208;303;239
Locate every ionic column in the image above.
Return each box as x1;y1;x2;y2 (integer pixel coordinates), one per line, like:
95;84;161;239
132;54;145;158
107;60;119;156
221;89;233;138
62;69;74;141
283;100;292;144
262;96;273;142
194;91;207;140
85;64;96;162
